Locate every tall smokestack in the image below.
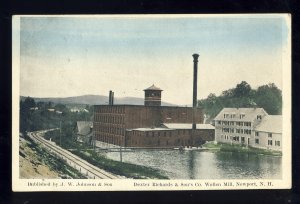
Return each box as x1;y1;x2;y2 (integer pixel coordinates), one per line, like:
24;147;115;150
109;90;114;105
192;53;199;131
192;53;199;108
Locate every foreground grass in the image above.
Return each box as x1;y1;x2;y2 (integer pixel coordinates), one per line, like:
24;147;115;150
44;130;168;179
25;135;87;179
203;141;282;156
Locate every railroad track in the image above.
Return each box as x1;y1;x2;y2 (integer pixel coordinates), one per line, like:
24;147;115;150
28;130;119;179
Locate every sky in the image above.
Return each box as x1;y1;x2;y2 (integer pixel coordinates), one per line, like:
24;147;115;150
18;15;290;105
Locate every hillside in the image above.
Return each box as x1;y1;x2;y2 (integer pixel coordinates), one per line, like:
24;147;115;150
20;95;176;106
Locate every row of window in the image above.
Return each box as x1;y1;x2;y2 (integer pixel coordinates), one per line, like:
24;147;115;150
145;92;161;97
217;121;251;127
132;129;190;137
255;139;280;146
223;113;245;119
95;106;125;114
255;132;273;138
131;138;191;146
95;126;125;135
222;128;251;135
221;135;246;143
220;136;281;147
95;133;124;145
267;140;280;146
94;114;125;124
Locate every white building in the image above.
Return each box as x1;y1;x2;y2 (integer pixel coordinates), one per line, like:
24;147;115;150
252;115;282;151
214;108;282;151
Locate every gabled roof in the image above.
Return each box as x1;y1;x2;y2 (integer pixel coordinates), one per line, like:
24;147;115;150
214;108;267;121
76;121;93;136
162;123;215;130
143;84;163;91
254;115;282;134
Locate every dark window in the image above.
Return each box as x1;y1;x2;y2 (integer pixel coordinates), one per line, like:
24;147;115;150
268;140;273;146
255;139;259;144
268;133;272;138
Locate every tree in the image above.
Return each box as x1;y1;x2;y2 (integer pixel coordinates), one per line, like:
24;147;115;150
254;83;282;114
197;81;282;122
20;97;36;132
234;81;251;98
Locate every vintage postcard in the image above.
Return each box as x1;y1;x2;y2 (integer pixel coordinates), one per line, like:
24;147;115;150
12;14;291;191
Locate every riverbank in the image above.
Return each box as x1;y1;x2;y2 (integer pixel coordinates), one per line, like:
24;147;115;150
202;141;282;156
44;130;168;179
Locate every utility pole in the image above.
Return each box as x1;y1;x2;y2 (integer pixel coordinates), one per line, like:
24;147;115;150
60;120;62;147
120;145;122;162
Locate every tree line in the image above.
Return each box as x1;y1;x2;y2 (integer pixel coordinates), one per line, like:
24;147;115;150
198;81;282;122
20;97;93;141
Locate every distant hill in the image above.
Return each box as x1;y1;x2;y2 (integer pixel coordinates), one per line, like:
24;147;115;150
20;95;177;106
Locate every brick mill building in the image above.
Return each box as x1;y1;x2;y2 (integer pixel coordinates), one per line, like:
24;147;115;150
93;54;215;148
93;86;214;147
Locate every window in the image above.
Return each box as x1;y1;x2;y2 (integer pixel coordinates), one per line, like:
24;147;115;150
255;139;259;144
241;137;245;143
268;140;273;146
255;131;259;136
268;133;272;138
275;141;281;146
257;115;262;120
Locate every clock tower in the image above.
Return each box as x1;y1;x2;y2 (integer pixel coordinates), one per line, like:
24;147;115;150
144;84;163;106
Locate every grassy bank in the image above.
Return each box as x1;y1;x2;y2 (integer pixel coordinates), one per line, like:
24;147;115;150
25;136;87;179
44;130;168;179
203;142;282;156
71;149;168;179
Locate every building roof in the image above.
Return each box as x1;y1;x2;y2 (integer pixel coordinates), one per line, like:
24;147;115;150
162;123;215;130
143;84;163;91
127;127;174;132
214;108;267;121
76;121;93;136
254;115;282;134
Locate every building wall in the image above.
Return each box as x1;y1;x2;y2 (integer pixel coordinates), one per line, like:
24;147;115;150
214;117;282;152
193;129;215;145
251;131;282;151
94;105;126;146
94;105;204;147
125;129;214;148
215;120;252;145
160;106;202;124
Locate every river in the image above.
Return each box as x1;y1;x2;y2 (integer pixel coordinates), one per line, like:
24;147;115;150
104;150;282;179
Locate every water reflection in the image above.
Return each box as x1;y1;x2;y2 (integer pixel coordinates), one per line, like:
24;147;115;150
104;150;282;179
